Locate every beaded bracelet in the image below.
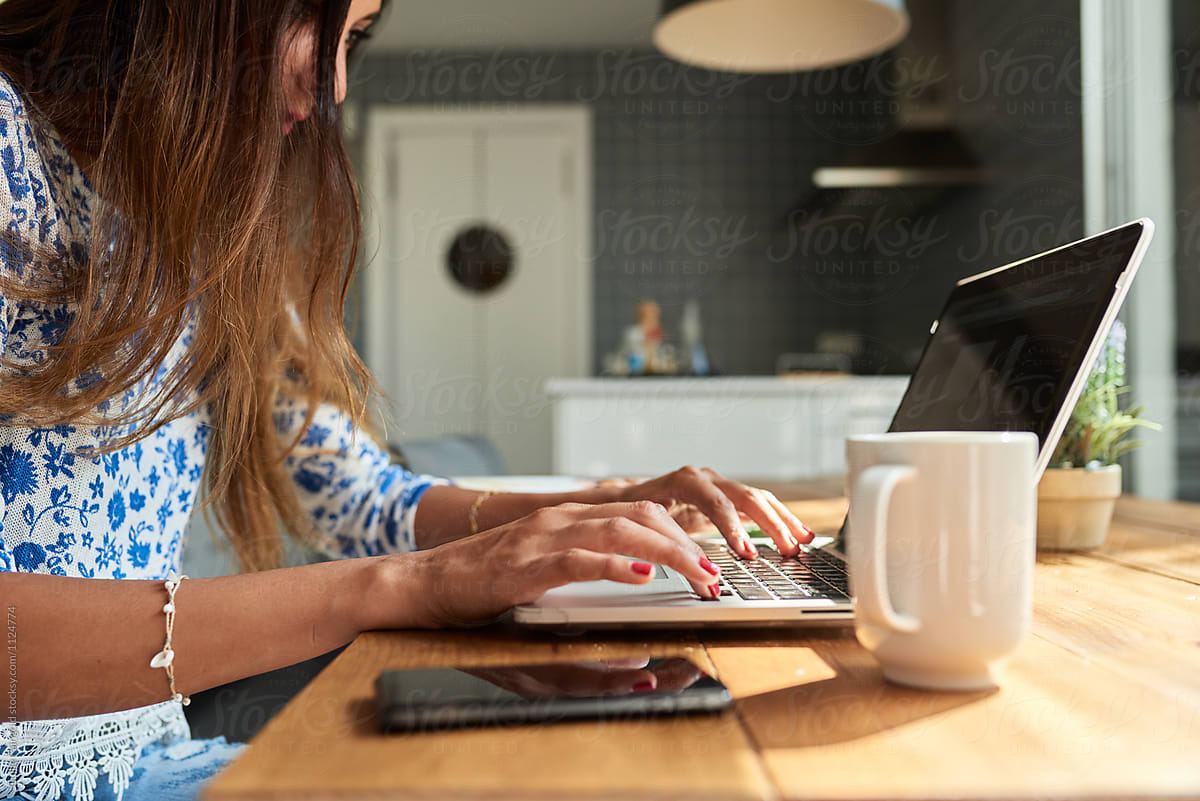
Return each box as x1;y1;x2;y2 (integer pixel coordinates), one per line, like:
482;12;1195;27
149;570;191;706
468;491;495;536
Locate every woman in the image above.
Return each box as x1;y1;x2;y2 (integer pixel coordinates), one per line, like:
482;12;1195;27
0;1;814;799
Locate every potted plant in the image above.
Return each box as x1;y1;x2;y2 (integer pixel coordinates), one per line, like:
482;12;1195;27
1038;320;1161;550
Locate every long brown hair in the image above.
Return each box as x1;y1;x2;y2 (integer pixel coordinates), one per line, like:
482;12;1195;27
0;0;382;573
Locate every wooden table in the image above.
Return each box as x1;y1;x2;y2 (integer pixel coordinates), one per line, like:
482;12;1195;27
202;488;1200;801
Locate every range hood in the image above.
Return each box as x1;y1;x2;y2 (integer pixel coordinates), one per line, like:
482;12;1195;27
812;127;986;188
809;0;987;190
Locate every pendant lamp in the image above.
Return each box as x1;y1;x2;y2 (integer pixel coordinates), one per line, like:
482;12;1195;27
653;0;910;73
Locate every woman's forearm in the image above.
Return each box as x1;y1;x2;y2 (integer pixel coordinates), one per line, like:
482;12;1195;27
2;556;387;721
412;483;625;549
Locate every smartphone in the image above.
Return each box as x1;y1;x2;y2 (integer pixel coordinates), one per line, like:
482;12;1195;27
375;656;731;733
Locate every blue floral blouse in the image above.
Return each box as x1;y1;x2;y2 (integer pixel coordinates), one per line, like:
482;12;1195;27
0;71;447;801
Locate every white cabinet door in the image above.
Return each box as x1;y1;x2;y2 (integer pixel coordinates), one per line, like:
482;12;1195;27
365;108;591;474
482;133;579;475
387;132;480;441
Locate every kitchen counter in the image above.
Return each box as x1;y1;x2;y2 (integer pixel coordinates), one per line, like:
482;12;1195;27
546;375;910;479
544;375;908;396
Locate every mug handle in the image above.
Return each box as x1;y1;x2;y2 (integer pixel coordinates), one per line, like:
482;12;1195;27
850;465;921;634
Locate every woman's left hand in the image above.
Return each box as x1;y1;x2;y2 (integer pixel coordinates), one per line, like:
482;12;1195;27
597;467;815;560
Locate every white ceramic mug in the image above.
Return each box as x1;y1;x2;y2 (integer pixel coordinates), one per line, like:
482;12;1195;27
846;431;1038;691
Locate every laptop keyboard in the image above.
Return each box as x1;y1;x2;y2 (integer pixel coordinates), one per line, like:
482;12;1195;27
701;541;851;602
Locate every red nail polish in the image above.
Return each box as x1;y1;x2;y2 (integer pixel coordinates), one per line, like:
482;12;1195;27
803;525;816;538
709;583;721;599
633;681;655;692
699;557;720;576
631;562;653;575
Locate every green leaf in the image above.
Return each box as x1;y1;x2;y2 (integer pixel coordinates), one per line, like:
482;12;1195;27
1051;321;1158;466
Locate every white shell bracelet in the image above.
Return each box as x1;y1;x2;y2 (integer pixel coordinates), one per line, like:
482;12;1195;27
149;570;190;706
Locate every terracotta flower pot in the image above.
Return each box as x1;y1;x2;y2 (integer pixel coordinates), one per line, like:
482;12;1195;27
1036;465;1122;550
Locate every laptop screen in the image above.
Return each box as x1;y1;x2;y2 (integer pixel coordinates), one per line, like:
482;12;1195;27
832;220;1146;550
890;221;1143;447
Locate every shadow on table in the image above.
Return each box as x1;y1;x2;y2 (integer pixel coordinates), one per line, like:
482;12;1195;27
184;643;350;743
702;628;995;747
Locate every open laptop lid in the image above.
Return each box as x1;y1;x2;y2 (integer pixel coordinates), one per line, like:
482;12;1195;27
833;218;1154;552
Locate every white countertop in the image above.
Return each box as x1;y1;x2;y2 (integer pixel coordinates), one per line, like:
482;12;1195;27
544;375;911;397
448;475;597;492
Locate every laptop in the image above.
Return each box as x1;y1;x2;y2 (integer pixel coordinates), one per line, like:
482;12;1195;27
513;218;1155;629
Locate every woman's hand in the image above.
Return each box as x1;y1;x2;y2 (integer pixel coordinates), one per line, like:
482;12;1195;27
376;501;725;628
592;477;755;537
607;466;815;560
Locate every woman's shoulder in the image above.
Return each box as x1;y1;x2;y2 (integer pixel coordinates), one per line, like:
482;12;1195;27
0;68;28;117
0;70;92;266
0;69;39;199
0;70;53;225
0;71;83;352
0;69;47;177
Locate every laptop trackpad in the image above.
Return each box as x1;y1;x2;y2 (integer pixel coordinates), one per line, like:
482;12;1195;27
533;563;696;607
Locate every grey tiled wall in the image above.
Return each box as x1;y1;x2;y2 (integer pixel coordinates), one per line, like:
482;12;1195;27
344;49;864;376
345;0;1083;377
861;0;1086;362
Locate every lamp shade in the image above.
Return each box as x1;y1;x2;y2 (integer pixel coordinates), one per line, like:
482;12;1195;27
653;0;910;73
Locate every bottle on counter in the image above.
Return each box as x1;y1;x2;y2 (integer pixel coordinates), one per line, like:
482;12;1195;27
636;299;664;373
680;299;710;376
624;324;646;375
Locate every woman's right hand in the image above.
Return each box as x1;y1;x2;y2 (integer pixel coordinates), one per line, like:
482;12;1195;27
373;501;724;629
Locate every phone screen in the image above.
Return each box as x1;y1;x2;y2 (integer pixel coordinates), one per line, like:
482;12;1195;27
375;657;730;732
